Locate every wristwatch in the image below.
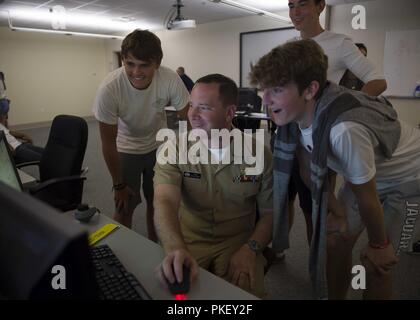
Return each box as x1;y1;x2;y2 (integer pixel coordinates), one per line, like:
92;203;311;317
247;239;263;254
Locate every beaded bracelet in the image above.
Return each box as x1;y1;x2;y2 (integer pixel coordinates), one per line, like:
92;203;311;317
369;237;390;249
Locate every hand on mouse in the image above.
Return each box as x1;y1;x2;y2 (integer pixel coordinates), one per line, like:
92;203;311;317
156;248;198;290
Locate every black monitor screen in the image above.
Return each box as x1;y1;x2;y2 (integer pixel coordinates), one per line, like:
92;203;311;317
0;181;97;299
238;88;262;112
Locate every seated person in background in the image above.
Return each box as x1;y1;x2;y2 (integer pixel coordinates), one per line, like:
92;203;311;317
176;66;194;93
250;39;420;300
154;74;273;298
0;98;44;164
339;43;367;91
0;72;6;99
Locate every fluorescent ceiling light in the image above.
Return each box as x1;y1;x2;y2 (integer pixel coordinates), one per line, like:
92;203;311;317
8;8;149;31
10;9;143;31
9;26;124;40
240;0;289;8
209;0;291;23
2;7;155;39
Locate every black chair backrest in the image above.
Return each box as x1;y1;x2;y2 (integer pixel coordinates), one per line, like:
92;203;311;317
40;115;88;181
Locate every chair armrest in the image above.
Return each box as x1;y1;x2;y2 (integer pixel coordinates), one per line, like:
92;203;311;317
29;175;87;195
16;161;41;169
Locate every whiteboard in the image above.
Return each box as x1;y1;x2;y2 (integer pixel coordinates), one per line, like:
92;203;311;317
383;29;420;97
240;27;299;87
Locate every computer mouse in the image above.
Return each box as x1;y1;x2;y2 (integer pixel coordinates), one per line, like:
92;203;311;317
166;264;190;295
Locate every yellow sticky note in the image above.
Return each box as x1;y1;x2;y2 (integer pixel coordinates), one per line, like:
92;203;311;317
89;223;120;246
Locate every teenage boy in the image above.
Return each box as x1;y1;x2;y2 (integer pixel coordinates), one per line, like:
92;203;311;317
250;39;420;299
93;30;189;240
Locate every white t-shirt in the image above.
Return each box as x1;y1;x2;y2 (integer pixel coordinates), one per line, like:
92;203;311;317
312;30;384;84
93;66;189;154
299;123;313;153
0;123;21;150
292;30;384;84
299;121;420;190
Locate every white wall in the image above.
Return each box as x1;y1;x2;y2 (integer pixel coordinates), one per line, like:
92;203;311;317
329;0;420;127
105;39;122;72
0;27;108;126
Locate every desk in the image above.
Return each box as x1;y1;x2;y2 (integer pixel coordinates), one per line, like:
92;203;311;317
235;112;270;120
74;213;258;300
234;112;276;133
18;169;36;186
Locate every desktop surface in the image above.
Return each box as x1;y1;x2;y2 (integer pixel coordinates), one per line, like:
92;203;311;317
17;169;36;186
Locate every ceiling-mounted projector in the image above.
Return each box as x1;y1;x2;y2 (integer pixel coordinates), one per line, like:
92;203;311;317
166;0;196;30
168;19;196;30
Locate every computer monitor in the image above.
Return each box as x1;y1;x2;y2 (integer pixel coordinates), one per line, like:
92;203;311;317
0;181;98;299
238;87;262;112
233;88;263;132
0;131;22;191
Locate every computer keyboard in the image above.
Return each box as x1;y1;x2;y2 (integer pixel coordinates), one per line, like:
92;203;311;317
90;244;152;300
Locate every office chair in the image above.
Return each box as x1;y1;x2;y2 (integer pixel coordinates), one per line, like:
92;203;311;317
17;115;88;212
233;88;262;132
